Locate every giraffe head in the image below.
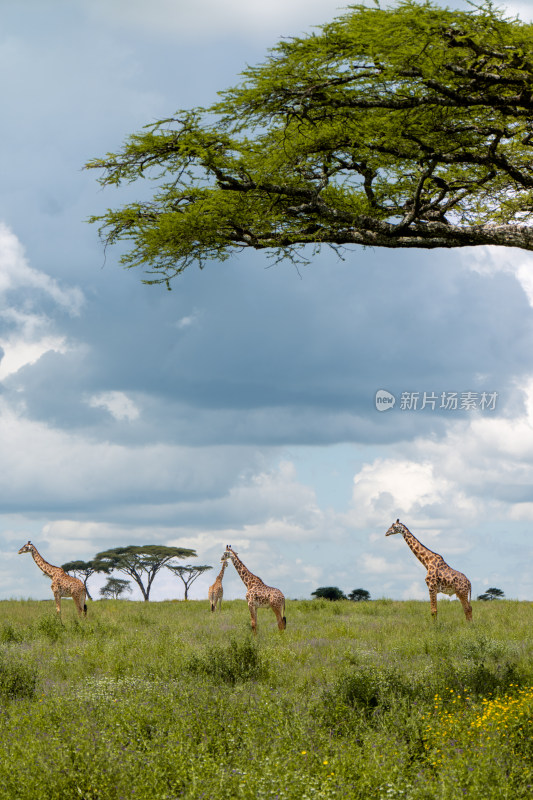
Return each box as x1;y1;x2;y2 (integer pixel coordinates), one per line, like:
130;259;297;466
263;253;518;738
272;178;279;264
385;519;406;537
221;545;235;563
18;541;35;555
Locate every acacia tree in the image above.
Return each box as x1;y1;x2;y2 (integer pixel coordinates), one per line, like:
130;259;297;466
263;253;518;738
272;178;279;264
61;559;96;601
87;1;533;288
166;564;212;600
311;586;347;601
348;588;371;602
477;586;505;600
99;577;132;599
92;545;196;601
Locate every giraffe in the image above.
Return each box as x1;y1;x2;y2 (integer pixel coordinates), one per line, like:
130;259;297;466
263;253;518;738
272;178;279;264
208;559;227;612
18;541;87;618
385;520;472;621
221;545;286;634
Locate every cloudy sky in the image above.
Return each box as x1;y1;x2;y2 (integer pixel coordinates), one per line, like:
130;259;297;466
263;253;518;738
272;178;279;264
1;0;533;607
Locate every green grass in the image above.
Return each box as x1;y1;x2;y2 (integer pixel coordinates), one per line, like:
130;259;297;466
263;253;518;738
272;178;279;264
0;598;531;799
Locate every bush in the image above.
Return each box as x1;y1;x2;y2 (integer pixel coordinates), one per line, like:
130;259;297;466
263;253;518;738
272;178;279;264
319;662;415;731
186;637;265;685
0;623;23;644
433;656;522;700
0;650;37;700
35;614;64;642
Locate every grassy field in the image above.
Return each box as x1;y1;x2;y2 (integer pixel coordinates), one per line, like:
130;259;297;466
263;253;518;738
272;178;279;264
0;597;532;800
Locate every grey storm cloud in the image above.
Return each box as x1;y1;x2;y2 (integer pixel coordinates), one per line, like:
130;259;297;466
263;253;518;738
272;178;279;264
8;244;533;448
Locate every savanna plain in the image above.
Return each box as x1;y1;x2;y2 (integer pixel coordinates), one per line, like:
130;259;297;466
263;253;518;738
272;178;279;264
0;598;531;800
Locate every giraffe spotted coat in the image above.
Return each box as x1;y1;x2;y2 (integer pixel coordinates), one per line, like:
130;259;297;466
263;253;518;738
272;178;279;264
221;545;286;633
18;541;87;618
385;520;472;621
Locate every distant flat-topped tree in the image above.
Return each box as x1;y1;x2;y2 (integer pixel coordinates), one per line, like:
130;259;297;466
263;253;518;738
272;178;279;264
166;564;212;600
87;1;533;288
312;586;347;601
477;587;505;600
348;588;371;602
92;545;196;601
99;577;132;600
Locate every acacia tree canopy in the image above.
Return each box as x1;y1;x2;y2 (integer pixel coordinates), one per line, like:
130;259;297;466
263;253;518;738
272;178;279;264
166;564;212;600
86;1;533;287
100;577;132;599
92;545;196;601
477;586;505;600
348;588;371;602
311;586;347;601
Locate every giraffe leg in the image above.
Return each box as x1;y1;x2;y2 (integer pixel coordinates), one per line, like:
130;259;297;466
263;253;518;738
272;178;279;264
272;603;286;630
80;590;87;617
425;575;438;620
53;590;62;618
428;589;438;619
73;590;84;617
248;602;258;635
457;591;473;622
80;596;88;618
64;585;86;618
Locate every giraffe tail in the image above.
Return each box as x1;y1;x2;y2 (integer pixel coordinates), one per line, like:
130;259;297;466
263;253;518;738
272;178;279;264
83;603;87;616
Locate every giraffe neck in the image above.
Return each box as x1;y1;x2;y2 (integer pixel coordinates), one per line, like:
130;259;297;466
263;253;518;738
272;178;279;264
216;562;227;582
401;527;439;568
30;546;58;578
228;552;260;589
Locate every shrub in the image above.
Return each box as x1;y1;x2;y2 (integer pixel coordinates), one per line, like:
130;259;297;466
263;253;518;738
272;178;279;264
319;662;415;731
434;656;521;700
35;614;64;642
186;637;265;685
0;650;37;700
0;623;23;644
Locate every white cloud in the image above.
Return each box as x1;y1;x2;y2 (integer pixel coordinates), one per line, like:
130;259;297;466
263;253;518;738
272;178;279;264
0;224;83;379
175;309;202;330
86;0;346;40
401;581;427;601
415;382;533;495
505;2;533;21
0;308;70;380
464;246;533;310
155;459;327;532
88;391;141;422
84;0;533;44
0;397;249;509
350;458;454;528
359;553;402;575
0;222;83;315
0;333;69;380
348;377;533;563
293;563;322;585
